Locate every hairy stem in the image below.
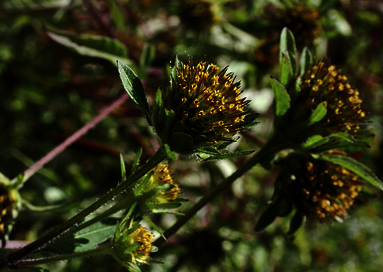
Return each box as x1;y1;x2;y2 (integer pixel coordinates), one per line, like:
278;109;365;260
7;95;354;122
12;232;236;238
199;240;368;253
4;148;167;268
17;244;114;266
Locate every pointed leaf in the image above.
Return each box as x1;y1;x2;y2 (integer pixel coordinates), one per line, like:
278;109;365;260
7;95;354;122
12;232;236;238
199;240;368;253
301;135;324;149
153;89;162;129
164;144;177;160
134;171;153;196
131;148;143;173
288;210;305;235
280;52;293;86
197;146;221;155
201;150;255;162
118;61;152;125
300;47;313;76
142;215;166;241
319;154;383;190
47;30;130;65
270;77;291;119
280;28;297;64
308;102;327;125
255;203;279;232
140;43;155;71
120;153;126;181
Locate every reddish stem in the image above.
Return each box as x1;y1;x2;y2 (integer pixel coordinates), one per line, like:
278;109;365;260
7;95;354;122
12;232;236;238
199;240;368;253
21;93;128;183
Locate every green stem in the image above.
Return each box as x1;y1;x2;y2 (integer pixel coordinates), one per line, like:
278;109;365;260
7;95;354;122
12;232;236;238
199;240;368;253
155;134;287;247
61;197;135;239
17;244;114;266
4;148;167;268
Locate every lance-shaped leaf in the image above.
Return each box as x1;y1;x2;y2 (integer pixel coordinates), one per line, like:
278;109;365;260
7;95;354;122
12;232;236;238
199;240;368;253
319;154;383;190
270;77;291;121
142;215;166;240
300;47;313;76
288;210;305;235
199;150;254;162
279;28;297;66
47;29;130;65
118;61;152;125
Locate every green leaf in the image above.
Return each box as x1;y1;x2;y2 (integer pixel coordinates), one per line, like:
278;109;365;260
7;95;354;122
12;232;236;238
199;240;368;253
279;28;297;65
47;29;130;65
118;61;152;125
301;135;325;149
254;202;279;232
288;210;305;235
300;47;313;76
319;154;383;190
280;52;293;86
140;43;155;72
106;0;127;30
120;153;126;181
142;215;166;241
197;146;221;155
200;150;254;162
164;144;177;160
153;89;163;130
270;77;291;119
134;171;152;196
40;218;118;254
307;102;327;125
131;148;143;173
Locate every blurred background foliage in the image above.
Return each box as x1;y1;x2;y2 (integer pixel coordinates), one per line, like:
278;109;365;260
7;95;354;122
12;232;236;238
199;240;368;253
1;0;383;271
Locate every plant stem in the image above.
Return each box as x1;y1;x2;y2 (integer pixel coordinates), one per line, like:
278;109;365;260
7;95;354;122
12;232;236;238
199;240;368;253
20;93;129;186
4;147;168;268
154;134;287;247
61;197;135;239
17;244;114;266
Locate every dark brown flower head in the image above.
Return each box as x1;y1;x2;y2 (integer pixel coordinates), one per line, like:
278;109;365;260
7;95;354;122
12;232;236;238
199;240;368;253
154;58;256;155
179;0;217;32
275;6;321;49
288;151;362;221
301;61;366;135
0;182;21;246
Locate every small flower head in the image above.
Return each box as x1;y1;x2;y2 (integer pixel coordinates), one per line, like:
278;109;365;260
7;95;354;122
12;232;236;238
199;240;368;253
0;182;21;247
179;0;218;32
300;61;366;136
286;151;363;221
154;58;256;155
112;222;153;266
273;6;321;49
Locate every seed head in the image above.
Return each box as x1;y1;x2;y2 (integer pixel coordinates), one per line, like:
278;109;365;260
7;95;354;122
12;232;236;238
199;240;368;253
154;58;256;155
288;151;363;221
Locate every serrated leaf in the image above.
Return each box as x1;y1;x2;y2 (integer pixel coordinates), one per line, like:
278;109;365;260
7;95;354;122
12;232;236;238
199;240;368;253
164;144;177;160
201;150;254;162
118;61;152;125
280;28;297;64
47;30;130;65
131;148;143;173
300;47;313;76
308;102;327;125
319;154;383;190
270;77;291;119
40;218;118;254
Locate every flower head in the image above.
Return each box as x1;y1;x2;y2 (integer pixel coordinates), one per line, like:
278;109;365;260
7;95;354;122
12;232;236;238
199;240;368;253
273;6;321;49
179;0;218;32
154;58;256;155
286;151;363;221
112;222;153;265
300;61;366;135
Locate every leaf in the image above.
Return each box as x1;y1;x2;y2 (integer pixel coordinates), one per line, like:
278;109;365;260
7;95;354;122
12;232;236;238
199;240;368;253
131;148;143;173
140;43;155;72
288;210;305;235
164;144;177;160
280;52;293;86
254;202;279;232
118;61;152;125
307;102;327;125
142;215;166;241
201;150;254;162
319;154;383;190
301;135;325;149
153;89;162;130
40;218;118;254
47;30;130;65
279;28;297;65
120;153;126;181
197;146;221;155
300;47;313;76
270;77;291;119
134;171;152;196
